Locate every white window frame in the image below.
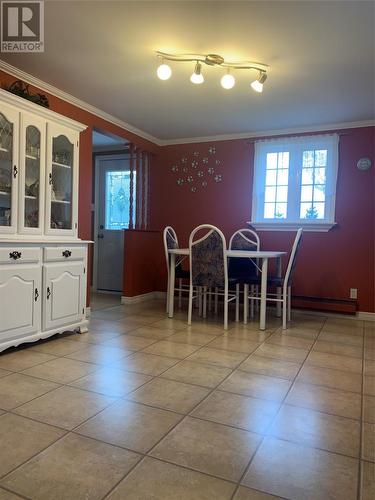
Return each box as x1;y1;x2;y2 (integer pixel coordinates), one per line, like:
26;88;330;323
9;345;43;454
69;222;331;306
250;134;339;232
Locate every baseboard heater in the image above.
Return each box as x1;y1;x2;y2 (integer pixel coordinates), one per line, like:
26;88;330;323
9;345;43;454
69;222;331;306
292;295;357;315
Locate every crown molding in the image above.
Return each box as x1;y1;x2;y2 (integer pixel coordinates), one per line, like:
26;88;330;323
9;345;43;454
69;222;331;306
0;60;162;146
159;120;375;145
0;60;373;148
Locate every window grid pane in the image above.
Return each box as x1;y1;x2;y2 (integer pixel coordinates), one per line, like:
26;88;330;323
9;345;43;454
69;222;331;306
264;151;289;218
300;149;327;220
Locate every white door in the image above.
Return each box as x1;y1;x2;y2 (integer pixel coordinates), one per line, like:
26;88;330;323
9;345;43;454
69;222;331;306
0;266;41;340
94;155;135;292
0;103;19;234
45;123;79;237
43;262;84;330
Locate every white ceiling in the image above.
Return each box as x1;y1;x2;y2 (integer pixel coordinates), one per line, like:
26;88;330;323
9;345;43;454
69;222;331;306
3;1;374;142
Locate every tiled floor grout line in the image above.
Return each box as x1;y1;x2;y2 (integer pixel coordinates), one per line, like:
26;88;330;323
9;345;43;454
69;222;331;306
229;315;329;500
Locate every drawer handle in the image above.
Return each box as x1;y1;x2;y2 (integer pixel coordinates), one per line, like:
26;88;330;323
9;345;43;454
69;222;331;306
34;288;39;302
46;287;51;300
9;251;21;260
13;165;18;178
49;173;53;185
62;250;72;258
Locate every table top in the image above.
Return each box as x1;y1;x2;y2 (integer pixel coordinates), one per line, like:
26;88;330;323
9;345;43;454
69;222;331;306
168;248;286;258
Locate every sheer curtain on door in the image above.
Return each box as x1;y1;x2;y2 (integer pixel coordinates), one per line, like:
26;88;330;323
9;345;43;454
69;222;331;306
128;143;151;230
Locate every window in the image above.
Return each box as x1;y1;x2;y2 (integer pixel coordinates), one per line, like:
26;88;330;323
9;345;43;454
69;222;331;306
251;134;339;231
105;170;136;230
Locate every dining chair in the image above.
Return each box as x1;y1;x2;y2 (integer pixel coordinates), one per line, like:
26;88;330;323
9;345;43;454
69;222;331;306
188;224;237;330
229;229;260;321
244;228;303;329
163;226;190;313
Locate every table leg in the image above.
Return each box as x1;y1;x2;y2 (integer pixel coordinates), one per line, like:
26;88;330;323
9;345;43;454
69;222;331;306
276;256;282;317
168;253;175;318
260;258;268;330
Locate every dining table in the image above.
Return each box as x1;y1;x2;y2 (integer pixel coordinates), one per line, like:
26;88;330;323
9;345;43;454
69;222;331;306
168;248;286;330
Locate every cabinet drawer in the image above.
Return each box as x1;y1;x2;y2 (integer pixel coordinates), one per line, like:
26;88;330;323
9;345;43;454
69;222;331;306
44;246;86;263
0;247;40;264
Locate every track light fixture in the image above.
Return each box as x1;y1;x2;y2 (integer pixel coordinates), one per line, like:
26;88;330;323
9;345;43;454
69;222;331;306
156;51;269;92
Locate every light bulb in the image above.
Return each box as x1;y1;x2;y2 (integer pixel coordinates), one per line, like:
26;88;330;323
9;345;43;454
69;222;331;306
190;62;204;84
251;71;267;93
220;73;235;89
157;63;172;80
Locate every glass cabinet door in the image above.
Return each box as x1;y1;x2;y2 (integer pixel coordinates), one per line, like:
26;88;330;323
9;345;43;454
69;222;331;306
46;125;77;235
0;106;19;233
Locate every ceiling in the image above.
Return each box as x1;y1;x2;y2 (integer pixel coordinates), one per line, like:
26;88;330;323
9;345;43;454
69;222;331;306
2;1;374;143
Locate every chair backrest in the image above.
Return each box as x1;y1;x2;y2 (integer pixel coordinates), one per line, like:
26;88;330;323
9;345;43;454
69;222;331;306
284;228;303;287
228;229;260;278
189;224;227;288
163;226;179;275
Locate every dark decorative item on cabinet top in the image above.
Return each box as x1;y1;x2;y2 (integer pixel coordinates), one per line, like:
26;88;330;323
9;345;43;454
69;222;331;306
2;80;49;108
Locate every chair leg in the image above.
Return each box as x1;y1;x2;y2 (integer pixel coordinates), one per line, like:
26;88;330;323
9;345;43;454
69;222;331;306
224;285;229;330
208;288;212;312
250;284;255;319
282;288;287;330
178;278;182;308
288;285;291;322
244;284;249;324
255;285;259;312
198;287;202;316
203;286;207;319
214;287;218;314
235;283;240;322
166;276;170;314
188;284;193;325
276;286;282;317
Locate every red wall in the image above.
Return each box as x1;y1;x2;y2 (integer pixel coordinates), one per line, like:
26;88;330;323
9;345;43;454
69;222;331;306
152;128;375;313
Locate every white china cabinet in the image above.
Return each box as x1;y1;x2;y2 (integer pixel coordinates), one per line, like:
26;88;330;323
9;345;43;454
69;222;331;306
0;89;90;353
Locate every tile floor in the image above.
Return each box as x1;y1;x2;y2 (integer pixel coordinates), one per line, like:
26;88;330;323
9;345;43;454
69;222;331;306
0;299;373;500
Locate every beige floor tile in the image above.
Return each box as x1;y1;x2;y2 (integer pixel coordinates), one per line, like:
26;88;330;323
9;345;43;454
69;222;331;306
233;486;283;499
273;326;319;339
239;354;301;380
219;370;291;402
127;325;176;339
112;352;180;375
0;413;65;478
1;433;141;500
225;328;271;343
0;369;10;378
363;395;375;423
186;323;225;335
29;337;84;356
149;319;188;331
266;332;314;350
313;339;363;358
192;390;280;434
364;375;375;396
0;488;24;499
319;330;363;347
97;333;157;350
0;373;59;410
242;436;358;500
161;360;231;388
128;378;210;413
69;330;122;345
167;331;218;346
361;461;375;500
297;364;362;393
206;337;260;354
0;350;55;371
254;343;308;363
269;404;360;457
107;456;235;500
362;422;375;462
365;347;375;360
306;350;363;373
77;399;182;453
322;321;363;336
187;347;248;368
141;340;201;359
89;318;136;334
151;416;261;481
365;359;375;376
22;357;98;384
14;386;115;430
69;368;151;397
286;382;361;419
66;344;133;365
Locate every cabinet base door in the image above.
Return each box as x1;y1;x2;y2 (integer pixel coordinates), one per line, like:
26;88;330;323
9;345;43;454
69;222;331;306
43;262;84;330
0;266;41;340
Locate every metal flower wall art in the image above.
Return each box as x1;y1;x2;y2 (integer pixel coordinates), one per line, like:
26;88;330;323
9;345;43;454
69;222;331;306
171;146;223;193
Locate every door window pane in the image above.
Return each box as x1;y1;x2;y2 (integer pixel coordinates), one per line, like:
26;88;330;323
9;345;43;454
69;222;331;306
105;171;136;230
264;151;289;219
300;149;328;220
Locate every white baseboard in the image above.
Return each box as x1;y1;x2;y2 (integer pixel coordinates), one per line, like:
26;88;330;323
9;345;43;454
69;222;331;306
121;291;166;304
294;308;375;322
357;311;375;321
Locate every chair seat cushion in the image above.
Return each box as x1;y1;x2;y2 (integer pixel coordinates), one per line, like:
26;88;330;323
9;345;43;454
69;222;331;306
245;275;284;287
175;269;190;280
